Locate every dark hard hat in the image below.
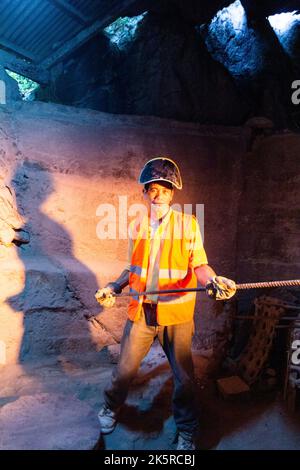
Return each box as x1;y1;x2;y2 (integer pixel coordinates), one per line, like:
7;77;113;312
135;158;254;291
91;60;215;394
139;157;182;190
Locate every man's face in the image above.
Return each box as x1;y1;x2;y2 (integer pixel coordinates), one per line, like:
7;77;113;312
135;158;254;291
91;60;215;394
143;182;174;215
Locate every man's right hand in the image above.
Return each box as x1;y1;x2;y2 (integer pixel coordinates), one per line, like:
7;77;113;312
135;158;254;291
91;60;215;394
206;276;236;300
95;287;116;308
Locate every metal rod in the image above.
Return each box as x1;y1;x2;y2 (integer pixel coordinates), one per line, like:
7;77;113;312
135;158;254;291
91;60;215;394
235;279;300;290
116;279;300;298
117;287;206;297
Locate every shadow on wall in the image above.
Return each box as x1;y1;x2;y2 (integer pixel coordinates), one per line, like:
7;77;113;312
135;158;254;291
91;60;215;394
7;161;100;366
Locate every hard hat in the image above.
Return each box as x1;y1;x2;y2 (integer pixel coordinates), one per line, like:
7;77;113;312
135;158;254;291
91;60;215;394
138;157;182;190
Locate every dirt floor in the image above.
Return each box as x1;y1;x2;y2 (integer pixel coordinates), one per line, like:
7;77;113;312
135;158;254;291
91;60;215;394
1;343;300;450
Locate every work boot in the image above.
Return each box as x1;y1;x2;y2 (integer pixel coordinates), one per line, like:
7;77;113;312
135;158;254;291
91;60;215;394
176;432;196;451
98;404;118;434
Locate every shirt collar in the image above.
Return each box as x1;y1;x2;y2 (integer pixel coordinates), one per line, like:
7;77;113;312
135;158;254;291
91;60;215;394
150;206;172;227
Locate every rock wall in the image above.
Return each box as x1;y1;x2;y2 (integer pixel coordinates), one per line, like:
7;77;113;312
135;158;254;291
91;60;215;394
201;1;298;128
236;131;300;299
227;130;300;358
35;3;300;128
0;100;246;365
37;14;248;125
1;100;299;366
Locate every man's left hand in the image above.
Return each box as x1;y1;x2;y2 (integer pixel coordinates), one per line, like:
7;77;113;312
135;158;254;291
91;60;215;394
206;276;236;300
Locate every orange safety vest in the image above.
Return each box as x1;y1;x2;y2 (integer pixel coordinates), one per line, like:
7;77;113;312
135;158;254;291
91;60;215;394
128;209;207;325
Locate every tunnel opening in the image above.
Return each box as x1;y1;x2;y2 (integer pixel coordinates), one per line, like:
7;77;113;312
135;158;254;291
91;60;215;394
5;69;39;101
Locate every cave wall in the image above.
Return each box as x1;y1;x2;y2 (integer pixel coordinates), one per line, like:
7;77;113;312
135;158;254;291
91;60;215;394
34;3;300;128
37;14;249;125
236;132;300;303
1;100;299;366
0;100;246;365
202;1;298;128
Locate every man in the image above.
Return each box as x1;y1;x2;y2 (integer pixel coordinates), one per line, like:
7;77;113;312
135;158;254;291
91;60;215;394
95;157;236;450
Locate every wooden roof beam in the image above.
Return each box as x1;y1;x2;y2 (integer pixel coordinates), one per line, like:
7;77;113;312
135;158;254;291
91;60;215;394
0;49;50;85
0;37;40;62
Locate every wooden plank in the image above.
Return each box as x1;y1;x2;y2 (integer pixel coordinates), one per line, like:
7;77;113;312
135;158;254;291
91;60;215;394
216;376;250;400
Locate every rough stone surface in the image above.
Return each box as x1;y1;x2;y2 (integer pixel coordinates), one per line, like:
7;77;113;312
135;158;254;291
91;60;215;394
230;131;300;361
0;350;300;450
0;100;299;370
34;1;300;128
201;1;298;128
146;0;300;23
268;11;300;65
37;13;249;125
0;184;24;245
0;392;100;450
37;33;120;111
0;100;246;364
146;0;233;25
0;66;20;103
240;0;300;18
236;132;300;284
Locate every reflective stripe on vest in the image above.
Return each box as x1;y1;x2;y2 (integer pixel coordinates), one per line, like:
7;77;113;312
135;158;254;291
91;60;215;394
128;210;202;325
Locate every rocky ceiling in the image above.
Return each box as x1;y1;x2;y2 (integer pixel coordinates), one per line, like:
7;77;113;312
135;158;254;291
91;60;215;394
1;0;299;76
133;0;300;23
1;0;299;128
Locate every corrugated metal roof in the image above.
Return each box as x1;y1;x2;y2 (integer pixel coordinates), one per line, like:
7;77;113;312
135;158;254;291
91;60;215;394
71;0;101;19
0;0;124;63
